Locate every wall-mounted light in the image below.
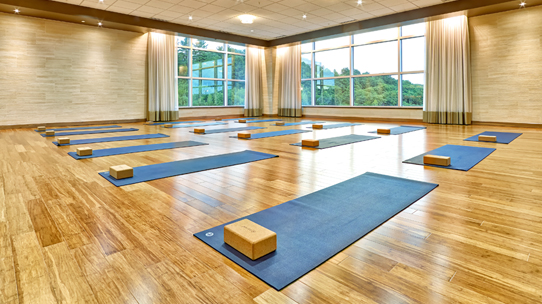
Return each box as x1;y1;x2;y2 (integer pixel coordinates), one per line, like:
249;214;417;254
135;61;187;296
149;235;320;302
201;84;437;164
238;14;256;24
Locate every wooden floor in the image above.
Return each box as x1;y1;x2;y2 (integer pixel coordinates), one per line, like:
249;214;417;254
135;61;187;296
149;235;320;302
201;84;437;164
1;118;542;304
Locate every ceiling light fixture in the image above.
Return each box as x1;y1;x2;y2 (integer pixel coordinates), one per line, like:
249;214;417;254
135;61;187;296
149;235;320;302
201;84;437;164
98;22;102;27
520;1;526;7
99;0;104;3
188;15;193;21
14;8;19;14
82;20;85;23
357;0;362;5
302;14;307;20
238;14;255;24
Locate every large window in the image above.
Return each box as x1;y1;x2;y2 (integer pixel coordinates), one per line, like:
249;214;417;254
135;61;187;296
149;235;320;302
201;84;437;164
301;23;425;107
176;36;246;107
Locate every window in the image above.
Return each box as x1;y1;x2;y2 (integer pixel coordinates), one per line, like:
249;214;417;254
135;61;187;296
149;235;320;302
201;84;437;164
176;37;246;107
301;23;425;107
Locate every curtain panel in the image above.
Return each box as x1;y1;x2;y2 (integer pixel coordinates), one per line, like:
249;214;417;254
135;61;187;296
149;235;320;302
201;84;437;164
424;16;472;125
147;32;179;122
245;46;264;117
277;44;302;117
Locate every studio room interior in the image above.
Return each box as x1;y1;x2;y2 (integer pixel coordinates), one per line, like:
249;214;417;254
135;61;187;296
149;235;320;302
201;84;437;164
1;0;542;303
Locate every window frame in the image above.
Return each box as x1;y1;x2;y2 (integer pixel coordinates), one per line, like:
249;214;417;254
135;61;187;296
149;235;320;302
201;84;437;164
176;36;247;108
301;24;425;108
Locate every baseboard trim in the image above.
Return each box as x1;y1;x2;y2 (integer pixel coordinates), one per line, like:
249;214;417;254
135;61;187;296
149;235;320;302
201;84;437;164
472;121;542;128
0;118;146;130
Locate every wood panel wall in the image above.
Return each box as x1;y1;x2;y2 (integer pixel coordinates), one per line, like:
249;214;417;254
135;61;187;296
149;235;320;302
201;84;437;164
0;12;147;127
470;5;542;124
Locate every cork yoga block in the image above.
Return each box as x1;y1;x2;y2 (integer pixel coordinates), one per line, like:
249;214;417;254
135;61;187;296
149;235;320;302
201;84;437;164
302;139;319;147
76;147;93;156
479;135;497;142
423;155;451;166
377;128;391;134
238;132;251;139
312;124;324;129
163;124;173;128
109;165;133;180
194;128;205;134
239;119;247;123
57;138;70;145
276;122;285;126
224;219;277;260
37;126;46;131
45;130;55;136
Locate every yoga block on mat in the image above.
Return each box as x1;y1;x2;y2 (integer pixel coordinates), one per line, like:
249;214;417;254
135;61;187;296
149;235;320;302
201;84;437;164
377;128;391;134
239;119;247;123
57;138;70;145
109;165;133;180
45;130;55;136
163;124;173;128
313;124;323;129
215;118;222;121
37;126;46;131
194;128;205;134
76;147;93;156
224;219;277;260
302;139;319;147
238;132;251;139
144;121;153;125
479;135;497;142
276;122;285;126
423;155;451;166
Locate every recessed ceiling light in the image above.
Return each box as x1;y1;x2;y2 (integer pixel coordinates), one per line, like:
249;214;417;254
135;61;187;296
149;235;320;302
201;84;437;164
189;15;192;21
357;0;362;5
302;14;307;20
82;20;85;23
14;8;19;14
98;22;102;27
99;0;104;3
520;1;526;7
238;14;256;24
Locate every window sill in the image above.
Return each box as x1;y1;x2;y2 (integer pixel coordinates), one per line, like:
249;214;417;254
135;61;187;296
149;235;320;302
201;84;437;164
302;106;423;109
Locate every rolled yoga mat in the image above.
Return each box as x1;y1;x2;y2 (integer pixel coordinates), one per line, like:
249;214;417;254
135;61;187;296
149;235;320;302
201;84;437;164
291;134;380;149
35;125;121;132
230;129;311;140
306;123;362;130
163;122;227;128
190;126;265;134
149;121;203;125
403;144;496;171
68;141;208;160
194;172;438;290
99;150;278;187
42;128;138;137
464;131;522;144
53;133;169;146
368;125;426;135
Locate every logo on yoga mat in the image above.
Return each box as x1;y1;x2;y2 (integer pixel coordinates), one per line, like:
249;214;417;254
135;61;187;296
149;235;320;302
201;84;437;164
206;232;214;237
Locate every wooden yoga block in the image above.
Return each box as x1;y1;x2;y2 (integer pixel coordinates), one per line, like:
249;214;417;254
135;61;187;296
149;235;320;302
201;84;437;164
194;128;205;134
109;165;133;180
45;130;55;136
479;135;497;142
37;126;46;131
377;128;391;134
302;139;319;147
238;132;251;139
312;124;324;129
57;138;70;145
163;124;173;128
215;118;222;121
239;119;247;123
76;147;93;156
276;122;285;126
144;121;154;125
224;219;277;260
423;155;451;167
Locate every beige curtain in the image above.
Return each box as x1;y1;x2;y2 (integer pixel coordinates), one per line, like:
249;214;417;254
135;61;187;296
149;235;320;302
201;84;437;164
424;16;472;125
245;46;264;117
147;32;179;121
277;44;302;117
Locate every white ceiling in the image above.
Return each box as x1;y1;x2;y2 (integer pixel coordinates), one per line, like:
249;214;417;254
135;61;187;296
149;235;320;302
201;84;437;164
51;0;447;40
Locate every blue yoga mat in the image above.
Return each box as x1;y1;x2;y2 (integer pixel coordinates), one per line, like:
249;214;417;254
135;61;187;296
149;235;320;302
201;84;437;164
42;128;138;137
99;150;278;187
306;123;362;130
291;134;380;149
194;172;438;290
230;129;311;140
35;125;121;132
53;133;169;146
165;122;227;128
403;144;496;171
68;141;207;160
190;126;265;134
271;121;325;126
221;117;259;121
464;131;522;144
368;125;426;135
240;119;283;123
149;121;203;125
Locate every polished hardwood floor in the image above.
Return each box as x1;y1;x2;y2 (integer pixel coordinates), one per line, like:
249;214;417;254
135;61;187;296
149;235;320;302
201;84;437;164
1;117;541;304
